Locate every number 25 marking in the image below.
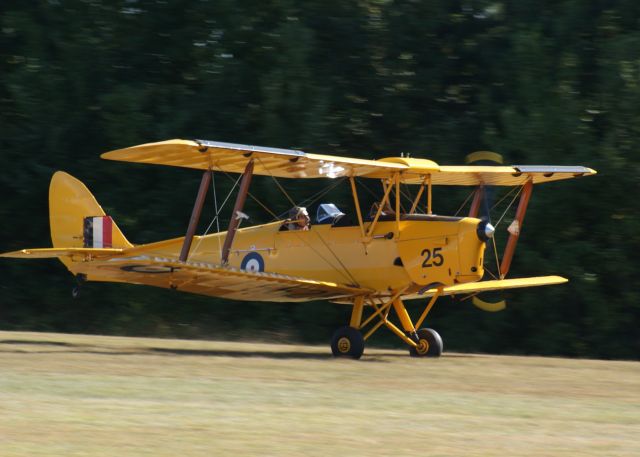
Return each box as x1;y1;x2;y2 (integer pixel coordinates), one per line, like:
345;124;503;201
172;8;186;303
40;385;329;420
421;247;444;268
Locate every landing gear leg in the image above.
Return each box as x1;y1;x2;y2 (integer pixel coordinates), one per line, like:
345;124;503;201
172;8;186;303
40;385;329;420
330;296;365;359
391;296;443;358
407;290;444;357
330;291;444;359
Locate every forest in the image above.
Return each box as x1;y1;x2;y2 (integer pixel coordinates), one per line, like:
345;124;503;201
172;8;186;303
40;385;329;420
1;0;638;359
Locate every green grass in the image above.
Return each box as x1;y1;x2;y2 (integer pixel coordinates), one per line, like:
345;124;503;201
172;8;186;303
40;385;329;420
1;331;638;456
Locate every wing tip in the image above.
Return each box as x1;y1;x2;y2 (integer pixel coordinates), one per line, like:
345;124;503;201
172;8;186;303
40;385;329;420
0;249;29;258
100;139;196;160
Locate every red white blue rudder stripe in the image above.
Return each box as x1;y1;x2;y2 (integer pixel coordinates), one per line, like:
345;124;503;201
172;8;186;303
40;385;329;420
83;216;113;248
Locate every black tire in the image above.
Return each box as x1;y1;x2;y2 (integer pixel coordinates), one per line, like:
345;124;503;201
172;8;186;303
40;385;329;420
409;328;443;358
330;326;365;359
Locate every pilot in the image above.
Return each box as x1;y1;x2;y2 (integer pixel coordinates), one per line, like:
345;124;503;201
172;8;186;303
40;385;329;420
288;206;310;231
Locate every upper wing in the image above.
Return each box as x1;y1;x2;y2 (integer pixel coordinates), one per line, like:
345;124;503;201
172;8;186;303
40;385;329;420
403;275;568;300
101;139;405;179
102;139;596;185
71;255;370;302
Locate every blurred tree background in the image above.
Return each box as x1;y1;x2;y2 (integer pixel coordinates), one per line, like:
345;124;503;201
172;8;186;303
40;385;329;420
1;0;638;359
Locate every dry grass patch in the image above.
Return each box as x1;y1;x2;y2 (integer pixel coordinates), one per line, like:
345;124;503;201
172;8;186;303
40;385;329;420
0;331;638;456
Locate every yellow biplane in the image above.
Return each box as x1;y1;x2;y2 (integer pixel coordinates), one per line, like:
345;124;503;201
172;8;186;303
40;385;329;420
1;139;596;358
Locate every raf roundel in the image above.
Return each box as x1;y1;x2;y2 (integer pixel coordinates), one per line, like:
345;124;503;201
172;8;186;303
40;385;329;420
240;252;265;273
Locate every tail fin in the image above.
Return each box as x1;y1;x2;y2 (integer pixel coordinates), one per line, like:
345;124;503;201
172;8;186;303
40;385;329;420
49;171;133;250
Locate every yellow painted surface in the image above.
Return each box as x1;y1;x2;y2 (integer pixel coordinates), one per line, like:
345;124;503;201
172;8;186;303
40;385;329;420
3;167;576;304
397;218;484;286
101;139;597;186
101;139;405;179
377;156;440;173
70;256;367;302
17;171;491;300
402;275;569;301
49;171;132;250
53;214;486;301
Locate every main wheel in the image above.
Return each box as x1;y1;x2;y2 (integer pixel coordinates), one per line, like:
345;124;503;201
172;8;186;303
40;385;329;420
409;328;443;357
330;326;365;359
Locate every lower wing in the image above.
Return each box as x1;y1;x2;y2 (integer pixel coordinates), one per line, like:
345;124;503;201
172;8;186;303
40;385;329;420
80;256;369;302
2;247;369;303
404;276;568;300
1;248;125;260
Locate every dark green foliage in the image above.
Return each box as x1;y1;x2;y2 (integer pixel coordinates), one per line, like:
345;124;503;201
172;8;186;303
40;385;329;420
1;0;638;359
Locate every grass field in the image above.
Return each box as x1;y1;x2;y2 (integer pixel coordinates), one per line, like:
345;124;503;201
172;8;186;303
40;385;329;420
0;331;638;456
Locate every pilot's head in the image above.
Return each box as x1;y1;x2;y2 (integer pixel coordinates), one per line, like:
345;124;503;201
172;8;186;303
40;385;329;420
295;207;310;228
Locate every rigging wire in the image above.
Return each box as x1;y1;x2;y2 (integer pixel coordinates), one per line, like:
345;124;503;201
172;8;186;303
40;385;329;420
357;178;391;217
491;235;501;278
490;185;519;213
476;184;524;279
236;155;357;284
493;185;524;229
191;172;242;257
312;230;360;286
392;186;408;214
256;156;297;207
219;170;279;219
221;163;344;222
291;231;356;285
453;189;476;217
451;185;523;279
356;177;381;200
357;177;417;214
272;177;346;221
398;187;416;212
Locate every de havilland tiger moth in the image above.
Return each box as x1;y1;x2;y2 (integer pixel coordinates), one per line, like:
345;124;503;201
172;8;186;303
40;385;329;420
1;139;596;358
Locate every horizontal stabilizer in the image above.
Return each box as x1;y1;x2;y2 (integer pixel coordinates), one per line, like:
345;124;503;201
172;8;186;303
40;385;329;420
0;247;125;259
